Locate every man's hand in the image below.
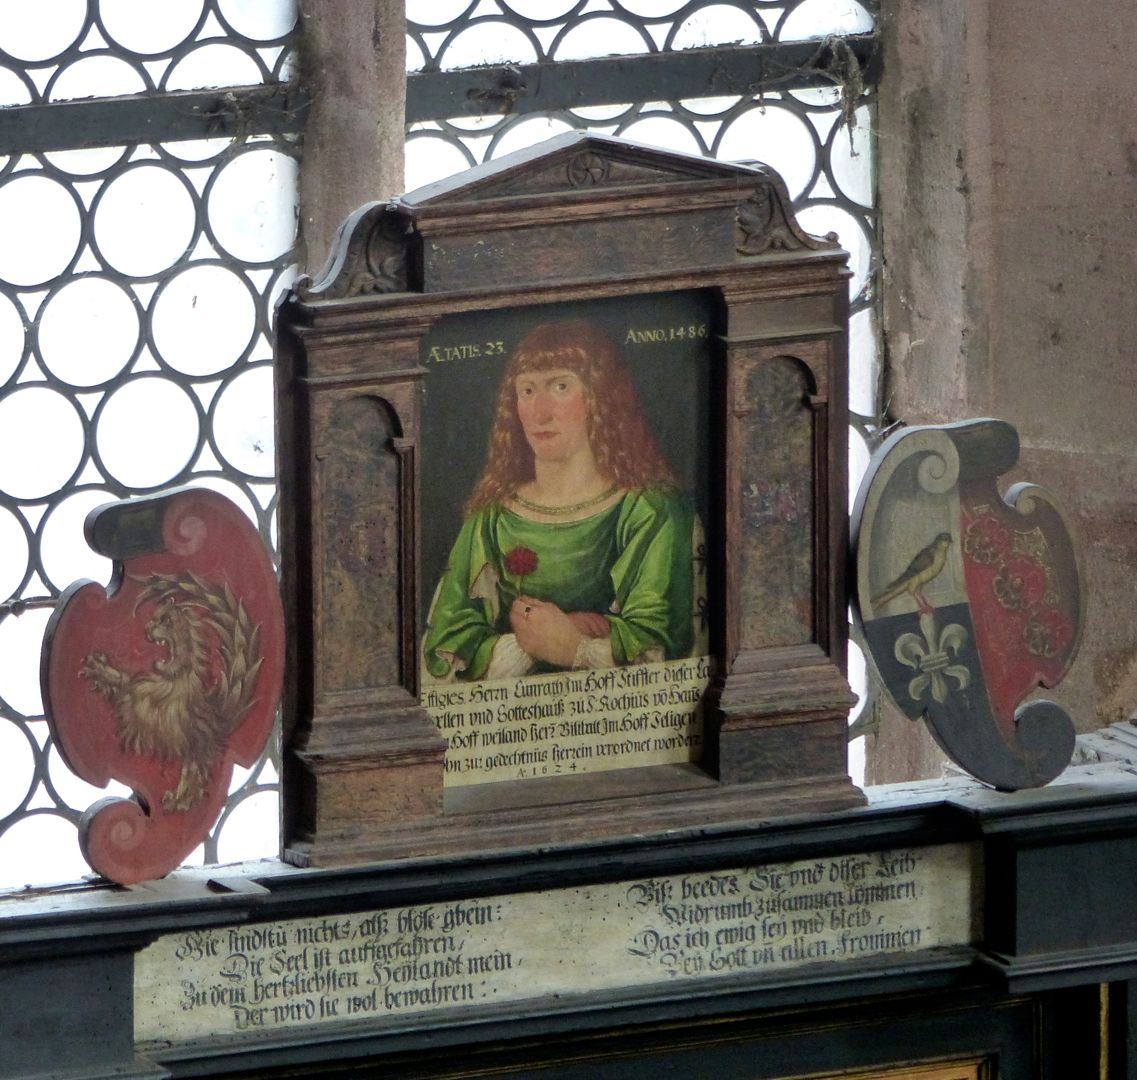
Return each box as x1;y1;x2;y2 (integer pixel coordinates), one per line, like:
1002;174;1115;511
568;611;609;638
510;596;595;668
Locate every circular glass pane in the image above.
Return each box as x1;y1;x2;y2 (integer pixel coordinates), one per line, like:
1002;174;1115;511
207;149;298;264
0;813;87;890
0;291;25;385
491;117;574;160
96;377;200;488
779;0;872;40
407;0;477;27
0;606;51;716
0;175;81;287
0;0;87;63
151;265;256;376
159;136;233;164
215;789;280;862
43;146;131;178
211;365;274;477
93;166;196;278
217;0;298;41
38;277;139;387
671;5;764;48
0;721;34;818
0;387;84;499
680;94;742;116
570;102;635;122
405;135;473;190
553;18;651;60
48;55;147;101
613;0;688;16
99;0;205;55
38;488;116;592
445;113;506;133
786;84;842;109
164;42;264;91
47;741;131;815
440;22;538;69
828;104;873;208
717;104;817;199
0;504;29;600
619;115;703;155
502;0;582;20
187;475;258;525
797;203;872;299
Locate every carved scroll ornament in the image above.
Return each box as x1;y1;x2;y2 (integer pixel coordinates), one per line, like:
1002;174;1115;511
736;172;839;256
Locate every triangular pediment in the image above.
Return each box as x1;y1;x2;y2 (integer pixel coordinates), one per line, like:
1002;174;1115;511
399;131;764;207
298;131;838;302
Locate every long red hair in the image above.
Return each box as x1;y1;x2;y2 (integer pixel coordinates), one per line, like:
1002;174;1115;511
465;320;677;514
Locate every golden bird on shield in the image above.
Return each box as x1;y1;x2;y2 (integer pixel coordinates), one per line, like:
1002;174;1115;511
872;532;953;616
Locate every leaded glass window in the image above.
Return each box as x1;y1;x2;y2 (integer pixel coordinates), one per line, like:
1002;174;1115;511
0;0;880;889
0;1;302;889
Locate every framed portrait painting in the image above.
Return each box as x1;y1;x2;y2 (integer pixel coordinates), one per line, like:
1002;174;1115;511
275;132;859;865
418;292;715;789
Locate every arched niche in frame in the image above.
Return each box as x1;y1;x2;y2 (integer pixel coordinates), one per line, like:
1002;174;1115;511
275;132;860;867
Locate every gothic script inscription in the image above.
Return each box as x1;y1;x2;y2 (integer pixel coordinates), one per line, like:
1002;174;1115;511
135;844;977;1044
424;656;708;786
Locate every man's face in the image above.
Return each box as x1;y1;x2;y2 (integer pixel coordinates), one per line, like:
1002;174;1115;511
515;369;590;464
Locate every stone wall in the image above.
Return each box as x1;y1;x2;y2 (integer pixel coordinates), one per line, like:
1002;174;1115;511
874;0;1137;780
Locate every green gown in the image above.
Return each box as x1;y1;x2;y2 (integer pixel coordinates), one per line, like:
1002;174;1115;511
423;488;697;679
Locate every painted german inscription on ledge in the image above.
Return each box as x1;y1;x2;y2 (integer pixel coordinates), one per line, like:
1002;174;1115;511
135;844;977;1043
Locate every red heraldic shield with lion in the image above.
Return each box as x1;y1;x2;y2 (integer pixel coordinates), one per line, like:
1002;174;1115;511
42;487;284;884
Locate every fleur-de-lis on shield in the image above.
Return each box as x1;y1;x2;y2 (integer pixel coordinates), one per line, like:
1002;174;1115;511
894;614;972;705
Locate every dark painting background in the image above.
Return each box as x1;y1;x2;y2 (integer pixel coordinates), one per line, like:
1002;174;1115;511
419;289;717;637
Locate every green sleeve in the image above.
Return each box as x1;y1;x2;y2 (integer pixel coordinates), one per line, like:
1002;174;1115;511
422;510;503;681
607;489;696;664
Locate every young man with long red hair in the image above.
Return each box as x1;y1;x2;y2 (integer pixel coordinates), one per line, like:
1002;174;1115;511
423;319;702;681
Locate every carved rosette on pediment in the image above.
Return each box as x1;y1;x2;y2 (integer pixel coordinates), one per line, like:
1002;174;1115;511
398;131;762;204
735;171;839;256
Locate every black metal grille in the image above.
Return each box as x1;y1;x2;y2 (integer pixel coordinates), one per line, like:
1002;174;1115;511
404;0;880;399
0;1;303;889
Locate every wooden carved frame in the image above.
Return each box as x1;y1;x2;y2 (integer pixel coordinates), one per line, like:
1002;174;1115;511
275;132;860;866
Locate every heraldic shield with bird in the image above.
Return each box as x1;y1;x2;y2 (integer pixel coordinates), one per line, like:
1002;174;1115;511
852;419;1082;791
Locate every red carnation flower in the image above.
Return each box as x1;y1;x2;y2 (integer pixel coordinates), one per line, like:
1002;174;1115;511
504;547;538;577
